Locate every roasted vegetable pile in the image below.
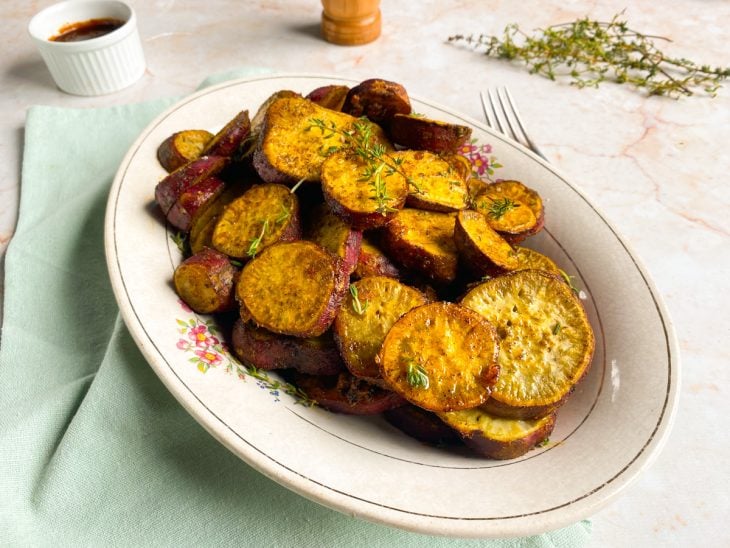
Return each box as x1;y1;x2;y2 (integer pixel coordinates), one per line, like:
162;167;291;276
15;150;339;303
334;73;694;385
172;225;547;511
152;78;595;460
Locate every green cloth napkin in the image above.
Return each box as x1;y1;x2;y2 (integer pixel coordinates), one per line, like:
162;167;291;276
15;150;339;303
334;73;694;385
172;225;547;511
0;68;592;547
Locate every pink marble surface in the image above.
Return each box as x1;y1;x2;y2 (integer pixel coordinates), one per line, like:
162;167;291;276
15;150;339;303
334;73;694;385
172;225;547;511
2;1;729;545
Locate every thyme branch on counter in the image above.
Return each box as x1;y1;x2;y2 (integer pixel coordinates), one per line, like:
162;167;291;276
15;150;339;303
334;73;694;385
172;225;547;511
448;12;730;98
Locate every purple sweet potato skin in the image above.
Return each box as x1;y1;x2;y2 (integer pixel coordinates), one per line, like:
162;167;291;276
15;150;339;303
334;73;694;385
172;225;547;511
306;85;350;111
173;247;239;314
384;404;461;445
341;79;412;124
166;176;225;232
202;110;251;158
231;319;345;375
154;155;228;215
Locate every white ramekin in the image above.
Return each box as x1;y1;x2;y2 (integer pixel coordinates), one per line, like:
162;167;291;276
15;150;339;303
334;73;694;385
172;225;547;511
28;1;146;96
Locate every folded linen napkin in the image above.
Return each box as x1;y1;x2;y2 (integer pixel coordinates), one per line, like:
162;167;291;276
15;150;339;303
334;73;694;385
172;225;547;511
0;68;592;547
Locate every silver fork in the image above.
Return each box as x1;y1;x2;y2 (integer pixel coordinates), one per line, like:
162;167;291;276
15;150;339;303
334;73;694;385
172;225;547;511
480;88;548;162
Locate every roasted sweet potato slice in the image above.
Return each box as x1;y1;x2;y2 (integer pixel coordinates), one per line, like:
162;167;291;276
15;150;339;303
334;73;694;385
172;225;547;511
474;181;544;244
252;96;390;185
237;241;348;337
306;203;363;275
306;84;350;111
334;276;428;381
154;155;228;216
321;151;409;230
384;404;461;446
380;208;459;284
341;79;411;124
166;176;226;232
513;246;561;276
250;90;301;135
353;236;401;279
231;319;344;375
189;183;248;254
201;110;251;159
293;371;405;415
460;269;594;419
211;183;300;260
173;247;238;314
454;209;519;276
437;408;556;460
377;302;500;412
392;150;469;212
157;129;214;172
389;114;472;154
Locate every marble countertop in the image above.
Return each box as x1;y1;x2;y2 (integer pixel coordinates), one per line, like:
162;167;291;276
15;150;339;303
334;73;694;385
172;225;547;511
2;0;728;545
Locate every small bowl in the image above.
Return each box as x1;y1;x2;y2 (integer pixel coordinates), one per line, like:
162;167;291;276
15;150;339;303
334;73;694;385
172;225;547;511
28;0;146;96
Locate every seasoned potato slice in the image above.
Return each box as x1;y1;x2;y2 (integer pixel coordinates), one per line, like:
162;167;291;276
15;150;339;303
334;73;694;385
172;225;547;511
460;270;594;419
321;151;408;230
341;78;411;123
253;96;390;185
189;183;247;255
384;404;461;445
231;319;344;375
306;84;350;111
237;241;348;337
381;208;459;284
173;247;238;314
437;408;556;460
250;90;301;135
306;203;363;275
393;150;469;212
454;209;519;275
201;110;251;159
513;246;561;276
211;183;300;259
474;180;544;243
166;176;225;232
353;236;402;279
157;129;213;172
334;276;428;381
154;155;228;216
377;302;500;412
389;114;472;154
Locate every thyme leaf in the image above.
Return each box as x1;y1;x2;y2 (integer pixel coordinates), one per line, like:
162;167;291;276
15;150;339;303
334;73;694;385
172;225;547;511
170;231;188;254
405;359;430;389
484;196;519;219
448;12;730;98
349;284;369;315
247;219;269;258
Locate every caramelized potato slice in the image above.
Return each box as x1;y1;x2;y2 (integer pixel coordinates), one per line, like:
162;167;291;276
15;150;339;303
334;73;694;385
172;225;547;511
389;114;472;154
381;208;459;284
253;96;390;185
293;371;405;415
454;209;519;275
237;241;348;337
512;246;561;276
341;79;411;123
474;180;544;243
377;302;500;412
306;85;350;111
250;90;301;135
394;150;469;212
231;319;344;375
384;404;461;446
173;247;238;314
307;203;363;275
334;276;428;381
321;151;408;230
189;183;247;254
154;155;228;216
460;270;595;419
157;129;213;173
437;408;556;460
201;110;251;159
211;183;300;259
166;176;225;232
353;236;402;279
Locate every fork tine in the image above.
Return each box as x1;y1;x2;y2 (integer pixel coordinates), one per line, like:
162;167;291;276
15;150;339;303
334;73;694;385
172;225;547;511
498;87;548;161
479;91;501;133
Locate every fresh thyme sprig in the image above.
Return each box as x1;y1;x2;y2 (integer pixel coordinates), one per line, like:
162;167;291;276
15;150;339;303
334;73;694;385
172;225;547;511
405;359;430;389
349;284;369;315
484;196;519;220
308;117;420;215
448;12;730;98
170;231;188;254
247;219;269;258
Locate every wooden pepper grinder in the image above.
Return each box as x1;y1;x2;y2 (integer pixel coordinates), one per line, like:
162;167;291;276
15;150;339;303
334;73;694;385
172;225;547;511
321;0;381;45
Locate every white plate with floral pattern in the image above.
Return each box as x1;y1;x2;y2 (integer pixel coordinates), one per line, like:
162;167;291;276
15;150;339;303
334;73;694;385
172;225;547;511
104;74;680;538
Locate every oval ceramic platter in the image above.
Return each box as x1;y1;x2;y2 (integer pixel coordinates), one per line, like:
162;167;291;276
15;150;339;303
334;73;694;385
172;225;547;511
104;74;680;538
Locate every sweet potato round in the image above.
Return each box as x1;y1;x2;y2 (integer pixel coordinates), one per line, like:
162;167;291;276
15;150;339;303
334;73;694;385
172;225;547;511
306;204;363;276
166;176;225;232
394;150;469;212
201;110;251;159
237;241;348;337
154;155;228;216
460;269;595;419
474;180;544;244
341;79;411;123
173;247;238;314
353;236;402;279
384;404;461;446
389;114;472;154
157;129;213;173
454;209;519;276
377;302;500;412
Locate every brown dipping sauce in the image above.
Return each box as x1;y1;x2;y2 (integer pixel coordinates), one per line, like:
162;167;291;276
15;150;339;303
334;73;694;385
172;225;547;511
50;18;125;42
